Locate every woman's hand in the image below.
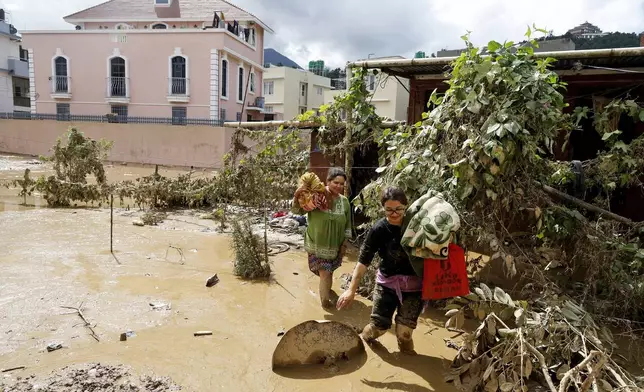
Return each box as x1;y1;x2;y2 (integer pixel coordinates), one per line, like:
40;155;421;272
336;290;355;310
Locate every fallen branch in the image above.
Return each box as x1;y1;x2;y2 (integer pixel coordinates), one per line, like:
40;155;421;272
558;351;605;392
60;302;100;342
490;314;557;392
537;182;634;225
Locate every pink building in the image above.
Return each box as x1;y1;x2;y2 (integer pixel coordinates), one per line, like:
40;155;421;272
21;0;271;123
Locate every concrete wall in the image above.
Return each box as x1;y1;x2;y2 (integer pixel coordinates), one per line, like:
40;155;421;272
0;119;236;168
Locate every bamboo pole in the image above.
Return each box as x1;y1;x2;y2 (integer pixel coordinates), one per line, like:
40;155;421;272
110;194;113;253
222;120;404;129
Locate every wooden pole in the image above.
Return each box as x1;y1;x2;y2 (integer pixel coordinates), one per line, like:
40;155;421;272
110;194;114;253
537;182;634;225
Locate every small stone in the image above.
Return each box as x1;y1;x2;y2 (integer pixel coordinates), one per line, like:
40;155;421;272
132;219;144;227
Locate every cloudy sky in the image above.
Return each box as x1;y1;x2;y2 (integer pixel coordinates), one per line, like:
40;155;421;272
2;0;643;68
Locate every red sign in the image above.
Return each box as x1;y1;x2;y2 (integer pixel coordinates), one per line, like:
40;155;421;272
422;243;470;300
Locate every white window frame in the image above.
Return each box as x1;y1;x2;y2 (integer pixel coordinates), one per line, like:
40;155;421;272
221;55;229;100
249;70;255;95
151;23;168;29
51;48;71;94
237;64;245;104
115;23;132;30
168;49;189;96
51;52;72;78
106;51;129;98
316;86;323;95
263;81;274;95
264;106;273;113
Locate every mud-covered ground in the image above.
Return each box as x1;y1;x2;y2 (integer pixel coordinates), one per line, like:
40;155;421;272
1;363;181;391
0;154;459;392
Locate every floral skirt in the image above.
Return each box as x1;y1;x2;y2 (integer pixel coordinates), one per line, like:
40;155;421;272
308;252;342;276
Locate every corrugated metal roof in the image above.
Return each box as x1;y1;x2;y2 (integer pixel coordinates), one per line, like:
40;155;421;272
347;47;644;78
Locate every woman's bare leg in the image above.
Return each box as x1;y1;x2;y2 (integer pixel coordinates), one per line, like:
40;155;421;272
318;270;333;308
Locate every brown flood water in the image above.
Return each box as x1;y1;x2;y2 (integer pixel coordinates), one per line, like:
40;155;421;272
0;154;459;391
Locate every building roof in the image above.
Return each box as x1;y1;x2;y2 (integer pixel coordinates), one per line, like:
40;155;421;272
347;47;644;78
264;48;302;69
64;0;273;33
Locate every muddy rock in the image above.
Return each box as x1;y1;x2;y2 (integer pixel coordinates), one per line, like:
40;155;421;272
0;363;182;391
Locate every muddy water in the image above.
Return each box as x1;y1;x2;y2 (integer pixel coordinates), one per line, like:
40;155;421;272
0;154;458;391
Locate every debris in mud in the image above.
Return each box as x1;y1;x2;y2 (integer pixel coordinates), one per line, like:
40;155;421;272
133;219;145;227
194;331;213;337
149;302;171;311
205;274;220;287
165;245;186;264
141;211;167;226
272;320;365;370
46;342;63;352
0;363;182;391
120;330;136;341
277;330;285;337
1;366;26;373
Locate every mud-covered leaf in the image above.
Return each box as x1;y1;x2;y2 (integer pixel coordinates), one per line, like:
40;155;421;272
500;382;515;392
446;309;460;317
598;379;613;391
475;287;487;300
514;308;526;327
484;378;499;392
486;316;497;337
445;316;455;329
500;306;515;321
470;357;482;378
480;284;493;300
523;358;533;377
556;364;570;380
493;287;507;303
455;311;465;330
483;364;495;381
465;293;480;302
561;308;581;322
477;307;487;320
445;303;463;311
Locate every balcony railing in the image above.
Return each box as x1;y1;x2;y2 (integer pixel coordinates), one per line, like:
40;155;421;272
169;77;189;96
51;76;71;94
13;96;30;108
106;77;128;98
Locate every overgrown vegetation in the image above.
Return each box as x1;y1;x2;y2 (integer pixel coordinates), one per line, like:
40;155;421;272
358;27;644;321
445;284;640;391
231;218;271;279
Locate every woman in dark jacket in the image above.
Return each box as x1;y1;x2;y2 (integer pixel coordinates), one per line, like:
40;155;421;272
337;187;423;354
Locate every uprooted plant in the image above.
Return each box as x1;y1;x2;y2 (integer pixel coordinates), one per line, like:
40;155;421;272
444;284;641;392
231;218;271;279
5;128;114;207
